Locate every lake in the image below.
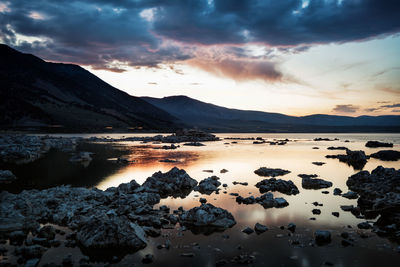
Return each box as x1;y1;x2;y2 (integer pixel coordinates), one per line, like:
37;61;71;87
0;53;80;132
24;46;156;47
2;133;400;266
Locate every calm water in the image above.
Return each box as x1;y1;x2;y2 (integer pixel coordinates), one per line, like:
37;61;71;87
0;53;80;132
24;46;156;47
3;133;400;266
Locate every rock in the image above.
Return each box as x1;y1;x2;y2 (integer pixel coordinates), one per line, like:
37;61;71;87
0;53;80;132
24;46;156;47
370;150;400;161
242;227;254;235
321;191;329;194
183;142;205;146
326;149;368;169
76;216;147;250
365;141;393;148
179;204;236;234
327;146;348;150
0;170;17;184
62;254;73;267
255;178;299;195
333;188;342;195
312;209;321;215
14;245;46;259
314;138;336;141
232;181;248;186
312;162;325;166
342;191;358;199
254;167;291;177
220;169;228;173
9;230;26;245
254;223;268;234
203;170;213;173
194;176;221;195
287;223;296;232
298;174;318;179
38;225;56;240
357;222;372;229
142;254;154;264
258;193;289;208
312;202;323;206
302;177;332;189
314;230;331;245
222;183;228;187
25;258;40;267
312;147;320;149
142;167;198;198
199;198;207;204
332;212;340;217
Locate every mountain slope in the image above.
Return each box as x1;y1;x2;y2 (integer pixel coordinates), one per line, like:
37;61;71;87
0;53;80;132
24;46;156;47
0;44;179;131
142;96;400;132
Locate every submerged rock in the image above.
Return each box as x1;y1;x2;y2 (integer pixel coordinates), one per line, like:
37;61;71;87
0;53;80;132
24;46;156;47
370;150;400;161
342;191;358;199
194;176;221;195
302;177;332;189
255;178;299;195
365;141;393;148
183;142;205;146
179;204;236;234
0;170;17;184
254;167;291;177
142;167;198;198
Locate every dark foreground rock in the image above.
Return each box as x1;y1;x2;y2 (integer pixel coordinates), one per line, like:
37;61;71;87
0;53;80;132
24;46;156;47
254;167;291;177
365;141;393;148
194;176;221;195
370;150;400;161
346;166;400;242
326;149;368;169
179;204;236;234
255;178;299;195
314;230;331;245
141;167;198;198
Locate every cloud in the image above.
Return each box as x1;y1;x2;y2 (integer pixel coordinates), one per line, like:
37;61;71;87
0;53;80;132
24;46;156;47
188;57;283;82
332;104;359;113
380;103;400;108
1;0;400;75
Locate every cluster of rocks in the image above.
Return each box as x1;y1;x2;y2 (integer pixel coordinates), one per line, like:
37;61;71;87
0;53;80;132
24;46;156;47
88;129;219;144
255;178;299;195
236;192;289;208
254;167;291;177
0;167;237;264
0;135;78;164
326;149;368;169
194;176;221;195
346;166;400;241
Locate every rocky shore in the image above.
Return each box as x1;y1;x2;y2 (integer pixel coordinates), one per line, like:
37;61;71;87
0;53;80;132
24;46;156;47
0;168;236;265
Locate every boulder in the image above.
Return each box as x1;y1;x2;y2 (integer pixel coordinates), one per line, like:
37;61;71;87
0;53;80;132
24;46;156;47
255;178;299;195
254;167;291;177
370;150;400;161
194;176;221;194
0;170;17;184
314;230;331;245
302;177;332;189
365;141;393;148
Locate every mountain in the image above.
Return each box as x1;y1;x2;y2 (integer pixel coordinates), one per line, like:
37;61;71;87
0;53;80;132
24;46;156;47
0;44;179;132
142;96;400;132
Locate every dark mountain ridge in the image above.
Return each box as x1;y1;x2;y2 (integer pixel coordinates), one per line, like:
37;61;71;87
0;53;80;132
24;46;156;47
142;95;400;132
0;44;179;132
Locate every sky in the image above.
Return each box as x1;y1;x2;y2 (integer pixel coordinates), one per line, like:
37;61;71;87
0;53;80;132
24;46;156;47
1;0;400;116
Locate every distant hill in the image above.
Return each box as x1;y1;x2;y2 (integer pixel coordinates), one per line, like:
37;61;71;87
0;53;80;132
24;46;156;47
0;44;180;132
142;96;400;132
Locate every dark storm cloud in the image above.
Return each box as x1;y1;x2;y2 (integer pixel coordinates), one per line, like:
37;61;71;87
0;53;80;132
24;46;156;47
332;104;359;113
1;0;400;72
